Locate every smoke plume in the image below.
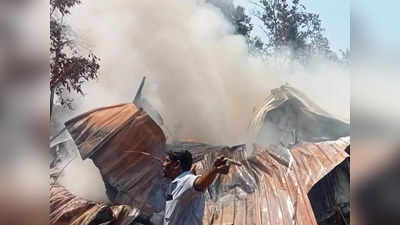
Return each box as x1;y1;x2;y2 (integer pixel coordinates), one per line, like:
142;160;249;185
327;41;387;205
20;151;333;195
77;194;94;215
54;0;349;202
62;0;349;146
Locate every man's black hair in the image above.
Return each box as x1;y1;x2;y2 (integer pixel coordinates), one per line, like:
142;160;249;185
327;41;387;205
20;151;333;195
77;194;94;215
167;150;193;172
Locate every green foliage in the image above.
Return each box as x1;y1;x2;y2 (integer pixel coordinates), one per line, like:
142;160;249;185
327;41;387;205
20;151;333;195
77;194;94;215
206;1;254;43
255;0;338;62
50;0;100;110
339;49;350;65
50;0;81;16
232;6;253;37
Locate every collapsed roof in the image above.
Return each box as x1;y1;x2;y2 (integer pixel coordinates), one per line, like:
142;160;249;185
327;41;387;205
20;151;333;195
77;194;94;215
249;85;349;148
49;81;350;225
50;184;138;225
64;103;167;218
54;99;349;225
199;137;349;225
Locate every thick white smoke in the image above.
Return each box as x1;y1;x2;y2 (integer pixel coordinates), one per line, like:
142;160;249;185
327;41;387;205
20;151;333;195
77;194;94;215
55;0;349;202
65;0;277;145
58;155;110;203
63;0;349;145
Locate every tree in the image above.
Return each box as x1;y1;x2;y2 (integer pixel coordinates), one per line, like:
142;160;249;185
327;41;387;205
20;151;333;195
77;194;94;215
50;0;100;116
232;6;253;37
206;0;253;37
339;48;350;65
254;0;336;61
207;0;262;53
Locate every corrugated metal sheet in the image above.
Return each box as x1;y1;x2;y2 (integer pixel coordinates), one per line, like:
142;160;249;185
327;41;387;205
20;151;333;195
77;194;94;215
155;137;350;225
65;103;167;217
249;85;349;147
166;142;242;163
64;102;350;225
308;157;350;225
197;137;350;225
49;184;138;225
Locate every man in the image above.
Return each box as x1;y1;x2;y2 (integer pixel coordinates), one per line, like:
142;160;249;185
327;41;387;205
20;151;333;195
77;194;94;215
162;150;231;225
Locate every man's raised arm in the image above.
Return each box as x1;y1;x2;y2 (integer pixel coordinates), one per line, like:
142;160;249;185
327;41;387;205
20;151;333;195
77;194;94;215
193;156;231;192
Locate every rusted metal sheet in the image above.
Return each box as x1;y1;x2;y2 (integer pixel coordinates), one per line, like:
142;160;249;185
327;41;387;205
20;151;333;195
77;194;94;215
65;103;167;217
249;85;349;147
199;137;350;225
308;157;350;225
166;142;240;163
49;184;138;225
64;102;349;225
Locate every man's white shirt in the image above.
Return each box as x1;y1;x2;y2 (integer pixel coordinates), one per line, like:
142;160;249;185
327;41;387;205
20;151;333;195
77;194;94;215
163;171;205;225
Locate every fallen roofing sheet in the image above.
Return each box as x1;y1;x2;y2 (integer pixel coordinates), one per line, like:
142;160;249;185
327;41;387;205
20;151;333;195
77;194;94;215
64;102;350;225
199;137;350;225
49;184;138;225
65;103;167;217
308;157;350;225
249;85;349;147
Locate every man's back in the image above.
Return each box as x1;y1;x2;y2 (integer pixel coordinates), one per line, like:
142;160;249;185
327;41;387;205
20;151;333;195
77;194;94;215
164;171;205;225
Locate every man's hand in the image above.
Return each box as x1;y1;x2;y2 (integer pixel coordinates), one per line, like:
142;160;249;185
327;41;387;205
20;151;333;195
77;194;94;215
190;164;197;175
193;156;240;191
213;156;231;174
193;156;232;191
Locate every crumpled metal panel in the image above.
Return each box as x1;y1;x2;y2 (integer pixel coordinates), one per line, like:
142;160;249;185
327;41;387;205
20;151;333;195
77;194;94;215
249;85;349;147
308;157;350;225
49;184;138;225
166;142;228;163
200;137;350;225
65;103;167;217
64;102;349;225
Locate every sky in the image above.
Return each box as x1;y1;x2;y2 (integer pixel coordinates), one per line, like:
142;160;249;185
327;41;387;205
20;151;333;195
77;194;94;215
303;0;350;52
234;0;350;53
352;0;400;50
